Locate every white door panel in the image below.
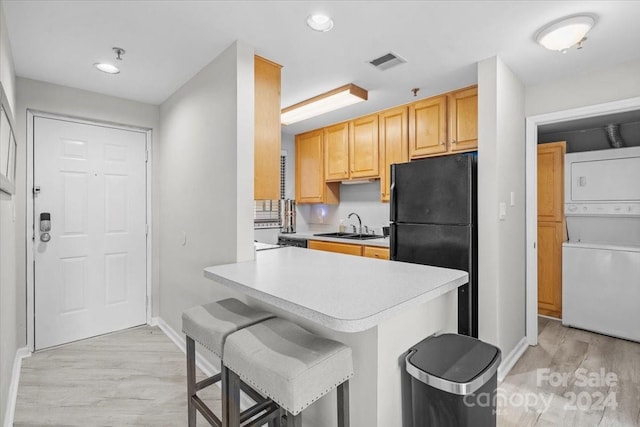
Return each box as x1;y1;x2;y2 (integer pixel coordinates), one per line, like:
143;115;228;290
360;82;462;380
34;117;147;350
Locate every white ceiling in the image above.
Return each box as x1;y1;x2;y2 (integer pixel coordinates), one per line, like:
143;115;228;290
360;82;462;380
4;1;640;135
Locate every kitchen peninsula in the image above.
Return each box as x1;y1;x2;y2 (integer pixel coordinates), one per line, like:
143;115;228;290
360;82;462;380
204;247;468;427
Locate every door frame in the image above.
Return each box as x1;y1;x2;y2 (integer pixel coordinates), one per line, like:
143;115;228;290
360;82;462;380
26;110;153;351
524;96;640;346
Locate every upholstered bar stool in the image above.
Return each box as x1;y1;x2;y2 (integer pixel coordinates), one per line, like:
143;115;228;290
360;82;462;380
224;317;354;427
181;299;275;427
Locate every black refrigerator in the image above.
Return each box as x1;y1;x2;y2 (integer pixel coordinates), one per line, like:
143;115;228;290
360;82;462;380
390;153;477;337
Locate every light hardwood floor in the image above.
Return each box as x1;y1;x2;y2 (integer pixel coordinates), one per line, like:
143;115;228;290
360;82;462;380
14;320;640;426
498;317;640;426
14;326;220;426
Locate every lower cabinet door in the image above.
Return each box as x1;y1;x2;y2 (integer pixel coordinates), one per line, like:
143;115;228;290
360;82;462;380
363;246;390;260
308;240;363;256
538;221;563;318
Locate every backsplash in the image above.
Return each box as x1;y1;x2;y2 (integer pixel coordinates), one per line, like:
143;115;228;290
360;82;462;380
297;181;390;234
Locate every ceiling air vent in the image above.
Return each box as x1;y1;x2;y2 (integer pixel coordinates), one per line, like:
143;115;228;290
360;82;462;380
369;52;406;71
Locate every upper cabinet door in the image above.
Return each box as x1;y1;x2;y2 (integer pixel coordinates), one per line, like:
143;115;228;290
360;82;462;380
324;122;350;182
254;56;282;200
296;130;325;204
449;86;478;153
379;106;408;202
349;114;379;179
408;95;447;159
537;141;566;222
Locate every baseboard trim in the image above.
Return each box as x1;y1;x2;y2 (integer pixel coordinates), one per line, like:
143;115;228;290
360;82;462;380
498;337;528;383
3;347;31;427
151;317;217;376
538;314;561;322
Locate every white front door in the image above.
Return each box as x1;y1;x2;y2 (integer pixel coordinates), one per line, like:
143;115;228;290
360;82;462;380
34;116;147;350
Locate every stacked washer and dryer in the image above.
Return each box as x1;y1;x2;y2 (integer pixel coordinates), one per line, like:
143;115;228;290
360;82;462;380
562;146;640;342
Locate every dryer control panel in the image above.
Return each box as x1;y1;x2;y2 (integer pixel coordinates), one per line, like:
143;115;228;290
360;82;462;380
565;202;640;217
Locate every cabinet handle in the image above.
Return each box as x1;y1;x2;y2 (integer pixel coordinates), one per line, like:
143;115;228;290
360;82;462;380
350;169;354;173
451;139;457;144
440;140;445;145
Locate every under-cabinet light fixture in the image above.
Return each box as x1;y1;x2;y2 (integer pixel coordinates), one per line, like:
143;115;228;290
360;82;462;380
535;15;595;52
281;84;368;125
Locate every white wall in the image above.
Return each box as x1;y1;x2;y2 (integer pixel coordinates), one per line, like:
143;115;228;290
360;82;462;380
526;59;640;117
14;78;161;349
0;0;17;423
158;41;255;337
478;56;526;357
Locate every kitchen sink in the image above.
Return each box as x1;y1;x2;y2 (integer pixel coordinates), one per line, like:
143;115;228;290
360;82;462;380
313;232;385;240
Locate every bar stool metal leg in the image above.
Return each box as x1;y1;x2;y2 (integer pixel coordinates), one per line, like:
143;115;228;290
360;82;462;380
337;381;350;427
187;336;197;427
227;368;242;427
267;410;280;427
286;411;301;427
221;364;229;427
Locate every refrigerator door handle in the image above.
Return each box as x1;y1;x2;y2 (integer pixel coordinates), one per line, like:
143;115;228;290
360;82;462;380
390;165;397;222
390;224;397;261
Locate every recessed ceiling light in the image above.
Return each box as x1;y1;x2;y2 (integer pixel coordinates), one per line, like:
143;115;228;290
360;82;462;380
536;15;595;52
94;63;120;74
306;14;334;32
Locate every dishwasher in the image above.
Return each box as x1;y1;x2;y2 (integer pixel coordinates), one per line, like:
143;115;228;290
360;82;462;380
277;235;308;248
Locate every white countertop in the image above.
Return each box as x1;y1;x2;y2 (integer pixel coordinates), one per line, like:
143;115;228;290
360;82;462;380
204;247;468;332
280;231;390;248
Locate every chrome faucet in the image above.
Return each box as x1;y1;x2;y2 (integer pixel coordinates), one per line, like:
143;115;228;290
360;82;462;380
347;212;362;234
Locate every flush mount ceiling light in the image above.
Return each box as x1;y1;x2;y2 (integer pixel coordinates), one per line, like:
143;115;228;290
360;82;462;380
536;15;595;52
94;63;120;74
281;84;368;126
94;47;126;74
306;14;334;32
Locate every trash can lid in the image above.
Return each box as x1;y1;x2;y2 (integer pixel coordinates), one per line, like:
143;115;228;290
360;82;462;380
405;333;501;395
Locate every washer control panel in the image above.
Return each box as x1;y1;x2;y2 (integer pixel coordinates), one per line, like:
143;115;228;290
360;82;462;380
565;203;640;217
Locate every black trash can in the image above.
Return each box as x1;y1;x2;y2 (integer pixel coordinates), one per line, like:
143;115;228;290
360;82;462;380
405;333;501;427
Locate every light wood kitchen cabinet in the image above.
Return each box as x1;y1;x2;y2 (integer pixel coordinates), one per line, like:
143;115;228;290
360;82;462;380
448;86;478;153
537;221;563;318
324;122;350;181
379;106;408;202
363;246;390;260
325;115;379;182
537;141;566;319
295;85;477;199
350;114;380;179
296;130;340;204
254;55;282;200
537;141;566;223
408;95;448;159
308;240;363;256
